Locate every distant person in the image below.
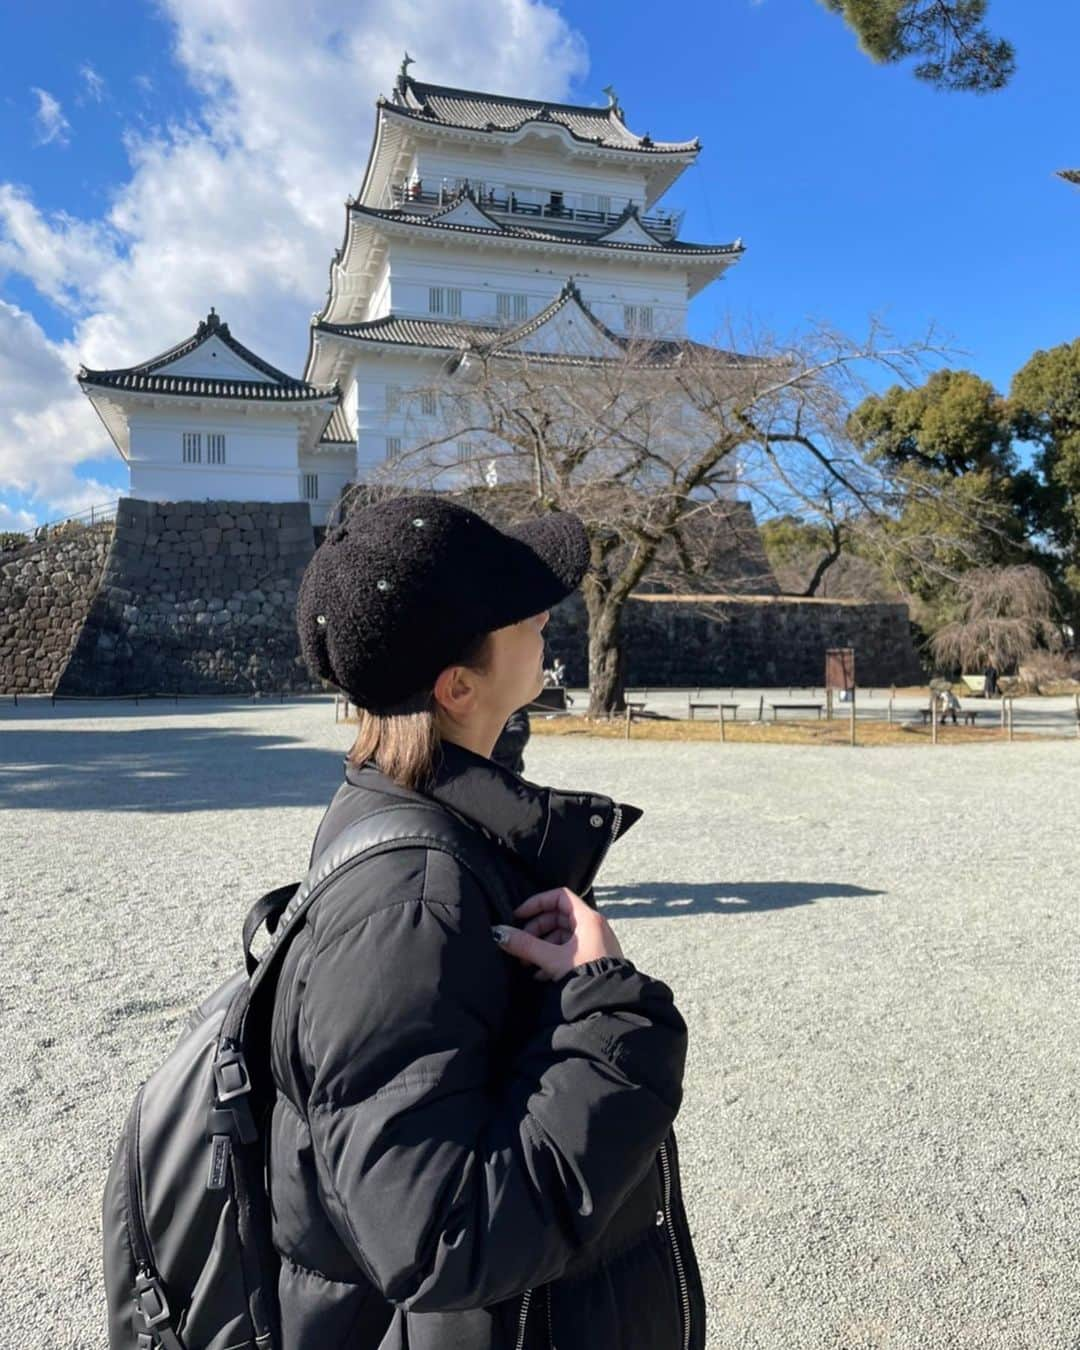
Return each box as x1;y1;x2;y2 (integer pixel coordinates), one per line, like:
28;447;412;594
936;687;961;725
490;705;531;775
551;657;567;687
983;662;999;698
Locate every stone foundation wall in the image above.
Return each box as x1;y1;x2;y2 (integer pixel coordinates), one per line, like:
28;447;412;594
0;497;923;698
57;498;318;696
546;592;924;688
0;524;114;693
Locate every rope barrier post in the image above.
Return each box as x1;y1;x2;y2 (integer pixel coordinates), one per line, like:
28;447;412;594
624;705;631;740
719;703;726;743
1007;697;1014;743
931;696;938;745
888;696;894;725
757;694;764;722
850;688;857;747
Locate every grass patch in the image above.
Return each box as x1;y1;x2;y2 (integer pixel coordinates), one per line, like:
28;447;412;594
529;714;1034;746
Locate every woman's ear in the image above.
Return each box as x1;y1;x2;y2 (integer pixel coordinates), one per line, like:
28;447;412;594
433;663;477;720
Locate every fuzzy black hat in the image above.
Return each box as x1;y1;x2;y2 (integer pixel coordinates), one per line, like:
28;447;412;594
297;493;590;711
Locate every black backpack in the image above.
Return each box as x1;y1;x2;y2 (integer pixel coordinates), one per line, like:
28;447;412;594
103;800;515;1350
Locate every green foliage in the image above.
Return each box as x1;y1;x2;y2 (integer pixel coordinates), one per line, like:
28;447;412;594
1010;339;1080;591
849;369;1014;476
820;0;1015;92
759;515;832;568
845;372;1037;635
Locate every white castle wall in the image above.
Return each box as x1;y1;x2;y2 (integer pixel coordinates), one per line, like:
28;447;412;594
125;406;351;525
381;238;689;336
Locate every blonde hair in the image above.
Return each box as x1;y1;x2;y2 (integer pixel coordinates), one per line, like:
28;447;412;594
346;631;494;791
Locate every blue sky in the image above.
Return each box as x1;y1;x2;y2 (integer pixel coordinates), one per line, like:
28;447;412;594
1;0;1076;529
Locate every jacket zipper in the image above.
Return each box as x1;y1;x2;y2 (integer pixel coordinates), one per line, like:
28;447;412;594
514;1288;533;1350
659;1140;692;1350
513;1285;553;1350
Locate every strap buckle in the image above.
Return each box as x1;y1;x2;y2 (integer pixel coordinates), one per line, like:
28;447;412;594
213;1047;251;1102
134;1271;172;1330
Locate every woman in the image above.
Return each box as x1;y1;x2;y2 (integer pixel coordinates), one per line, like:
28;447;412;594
272;492;704;1349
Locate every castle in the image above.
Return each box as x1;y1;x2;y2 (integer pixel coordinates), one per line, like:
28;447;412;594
79;60;743;524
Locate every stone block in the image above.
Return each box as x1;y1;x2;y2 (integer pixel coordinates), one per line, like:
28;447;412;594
278;525;314;546
216;514;235;530
202;528;221;545
236;514;254;531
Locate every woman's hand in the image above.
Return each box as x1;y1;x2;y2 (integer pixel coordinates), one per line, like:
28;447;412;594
492;887;624;981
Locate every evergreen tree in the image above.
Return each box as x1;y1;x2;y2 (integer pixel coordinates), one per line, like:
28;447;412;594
820;0;1014;92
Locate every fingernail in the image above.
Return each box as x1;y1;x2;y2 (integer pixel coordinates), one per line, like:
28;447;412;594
491;926;509;945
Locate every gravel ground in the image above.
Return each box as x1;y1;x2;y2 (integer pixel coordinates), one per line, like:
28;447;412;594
1;697;1077;1349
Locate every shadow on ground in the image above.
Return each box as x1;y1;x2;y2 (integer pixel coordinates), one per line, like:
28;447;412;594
0;725;345;812
593;880;885;917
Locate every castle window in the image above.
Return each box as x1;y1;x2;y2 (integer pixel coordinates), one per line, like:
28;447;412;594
457;441;480;463
624;304;654;334
207;433;226;464
386;437;402;462
429;287;462;317
496;292;528;323
302;473;319;501
420;390;437;417
182;432;202;463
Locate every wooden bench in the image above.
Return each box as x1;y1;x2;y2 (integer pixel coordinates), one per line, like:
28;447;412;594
919;705;989;727
769;702;825;720
688;695;740;720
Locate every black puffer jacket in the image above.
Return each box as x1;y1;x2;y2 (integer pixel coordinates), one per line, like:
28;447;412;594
269;740;705;1350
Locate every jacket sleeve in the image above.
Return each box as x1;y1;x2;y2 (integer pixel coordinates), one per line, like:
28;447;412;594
300;864;687;1313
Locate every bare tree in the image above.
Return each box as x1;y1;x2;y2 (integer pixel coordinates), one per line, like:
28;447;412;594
930;565;1062;672
355;316;960;714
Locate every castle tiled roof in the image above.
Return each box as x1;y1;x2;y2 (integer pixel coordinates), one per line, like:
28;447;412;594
315;281;753;369
319;403;356;443
78;309;338;402
350;200;743;259
387;76;699;155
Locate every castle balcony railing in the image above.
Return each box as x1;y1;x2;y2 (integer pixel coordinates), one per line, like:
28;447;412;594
388;183;683;240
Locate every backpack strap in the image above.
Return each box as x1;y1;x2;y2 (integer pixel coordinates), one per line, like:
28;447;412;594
241;881;300;977
207;798;518;1279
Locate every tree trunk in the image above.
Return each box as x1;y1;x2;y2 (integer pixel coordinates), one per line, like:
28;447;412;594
583;583;628;717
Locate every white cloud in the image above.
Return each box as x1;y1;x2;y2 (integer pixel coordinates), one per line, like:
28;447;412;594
0;502;38;535
30;87;70;147
2;0;589;519
80;64;107;103
0;301;113;513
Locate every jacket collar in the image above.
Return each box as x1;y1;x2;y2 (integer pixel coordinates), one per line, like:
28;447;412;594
342;738;643;898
